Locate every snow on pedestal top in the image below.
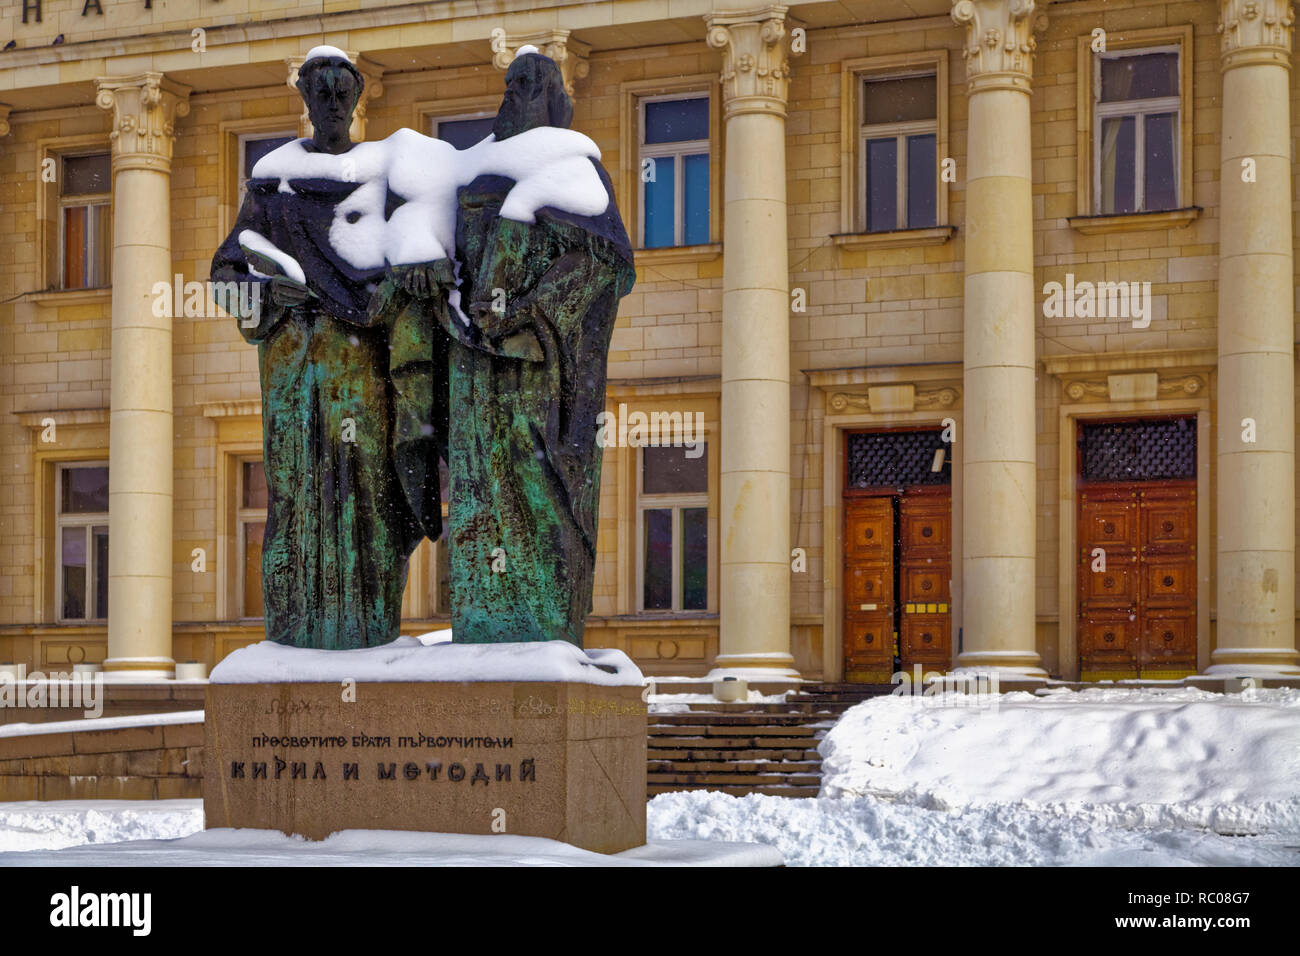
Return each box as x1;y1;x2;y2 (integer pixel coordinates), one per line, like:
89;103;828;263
208;636;644;686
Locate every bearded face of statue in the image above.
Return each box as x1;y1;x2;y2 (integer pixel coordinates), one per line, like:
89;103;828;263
491;55;573;141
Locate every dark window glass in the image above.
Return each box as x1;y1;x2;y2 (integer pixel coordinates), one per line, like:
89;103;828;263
906;133;937;228
62;153;110;195
643;509;672;609
242;460;268;509
1144;112;1178;211
864;75;937;124
437;117;495;150
1100;52;1178;102
644;97;708;144
848;430;951;489
643;444;708;495
93;525;109;619
681;507;708;610
61;527;87;620
1080;418;1196;482
1099;115;1136;214
683;153;710;246
243;136;293;178
643;155;675;248
865;138;898;232
61;466;109;514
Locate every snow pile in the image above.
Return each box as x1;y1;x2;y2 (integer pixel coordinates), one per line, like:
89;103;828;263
0;800;203;852
0;815;780;867
648;690;790;714
647;792;1300;867
819;686;1300;830
209;636;643;687
251;126;607;270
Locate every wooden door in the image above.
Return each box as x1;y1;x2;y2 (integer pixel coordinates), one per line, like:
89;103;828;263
843;497;894;682
1078;482;1195;679
898;494;952;674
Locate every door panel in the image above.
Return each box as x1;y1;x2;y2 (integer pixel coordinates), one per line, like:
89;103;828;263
843;498;894;682
1079;480;1196;679
899;495;952;676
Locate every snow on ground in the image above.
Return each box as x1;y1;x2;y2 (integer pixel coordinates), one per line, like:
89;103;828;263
0;806;776;867
650;686;1300;866
0;686;1296;866
0;800;203;852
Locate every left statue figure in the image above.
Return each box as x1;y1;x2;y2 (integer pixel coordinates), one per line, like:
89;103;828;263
211;47;422;648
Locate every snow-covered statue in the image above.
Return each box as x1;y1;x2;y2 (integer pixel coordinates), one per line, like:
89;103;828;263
211;47;422;650
374;48;635;646
212;45;633;651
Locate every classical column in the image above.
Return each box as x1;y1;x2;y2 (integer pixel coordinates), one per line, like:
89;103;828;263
1209;0;1300;676
95;73;190;679
950;0;1046;677
705;5;798;679
490;29;591;97
286;53;383;141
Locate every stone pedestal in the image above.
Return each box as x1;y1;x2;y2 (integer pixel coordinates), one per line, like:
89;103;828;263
203;680;647;854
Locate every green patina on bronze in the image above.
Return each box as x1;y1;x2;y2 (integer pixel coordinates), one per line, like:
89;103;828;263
214;49;632;651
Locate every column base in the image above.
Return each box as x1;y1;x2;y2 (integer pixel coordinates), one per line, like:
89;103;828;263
102;657;175;681
1203;646;1300;678
707;653;801;682
953;650;1048;682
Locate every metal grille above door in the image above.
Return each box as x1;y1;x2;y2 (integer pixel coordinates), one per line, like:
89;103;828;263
1079;417;1196;483
847;429;951;490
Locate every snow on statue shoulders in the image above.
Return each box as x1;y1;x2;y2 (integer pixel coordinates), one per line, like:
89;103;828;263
247;124;609;271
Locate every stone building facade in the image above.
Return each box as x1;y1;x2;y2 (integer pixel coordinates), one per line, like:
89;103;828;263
1;0;1298;683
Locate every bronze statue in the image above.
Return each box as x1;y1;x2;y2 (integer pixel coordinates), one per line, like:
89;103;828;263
211;49;422;649
215;46;632;651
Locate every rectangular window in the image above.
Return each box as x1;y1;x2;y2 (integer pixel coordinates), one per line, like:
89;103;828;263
432;113;496;150
237;459;268;619
238;132;295;203
1095;49;1180;215
639;95;710;248
59;152;111;290
638;444;708;611
860;74;938;233
56;464;109;621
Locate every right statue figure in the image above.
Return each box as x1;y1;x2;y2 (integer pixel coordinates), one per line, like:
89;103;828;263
442;50;635;645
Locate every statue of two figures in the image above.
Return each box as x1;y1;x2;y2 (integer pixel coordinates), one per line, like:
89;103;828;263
211;46;635;650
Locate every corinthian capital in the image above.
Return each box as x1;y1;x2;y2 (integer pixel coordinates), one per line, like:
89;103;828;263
95;73;191;172
705;5;791;119
1219;0;1295;70
490;29;592;98
286;52;384;141
950;0;1046;94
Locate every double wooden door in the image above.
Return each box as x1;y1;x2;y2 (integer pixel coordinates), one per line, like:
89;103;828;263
1078;481;1196;679
843;493;952;682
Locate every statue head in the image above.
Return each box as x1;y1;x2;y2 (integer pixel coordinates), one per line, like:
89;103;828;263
492;49;573;141
296;47;364;152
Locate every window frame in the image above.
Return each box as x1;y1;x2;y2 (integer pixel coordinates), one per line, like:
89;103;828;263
637;92;712;249
857;73;939;233
635;444;710;613
53;461;109;623
234;457;267;621
1074;24;1195;223
840;51;949;239
428;109;497;148
236;130;296;206
1091;45;1182;216
56;150;112;292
